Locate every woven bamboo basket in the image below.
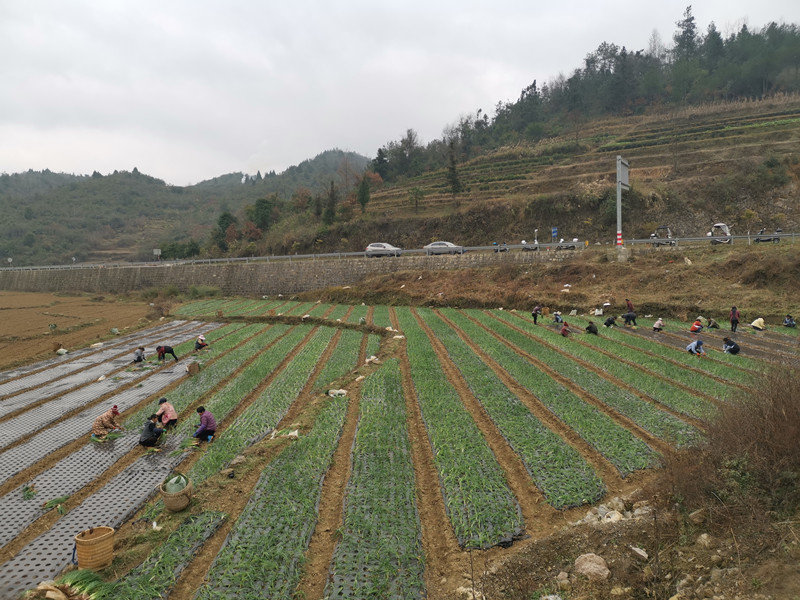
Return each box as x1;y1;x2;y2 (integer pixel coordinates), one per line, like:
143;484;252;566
160;478;193;512
74;526;114;569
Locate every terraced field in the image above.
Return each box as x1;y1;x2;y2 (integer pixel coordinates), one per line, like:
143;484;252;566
0;297;786;599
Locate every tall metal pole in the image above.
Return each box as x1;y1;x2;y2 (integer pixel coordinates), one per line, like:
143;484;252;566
616;156;629;247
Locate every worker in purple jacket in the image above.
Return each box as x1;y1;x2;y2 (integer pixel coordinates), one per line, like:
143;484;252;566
193;406;216;442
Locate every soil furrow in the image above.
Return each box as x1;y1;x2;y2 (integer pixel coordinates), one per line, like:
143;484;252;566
388;307;464;600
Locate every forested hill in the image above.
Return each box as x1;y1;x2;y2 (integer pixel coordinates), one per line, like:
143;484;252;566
0;149;368;265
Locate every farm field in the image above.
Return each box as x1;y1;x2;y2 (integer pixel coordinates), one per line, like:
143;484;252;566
0;294;789;599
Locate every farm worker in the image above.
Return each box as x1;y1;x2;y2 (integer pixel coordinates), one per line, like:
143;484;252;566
625;298;634;313
131;346;145;363
690;318;704;333
91;405;123;439
686;339;706;356
722;337;740;355
622;311;637;326
707;317;720;329
653;318;665;332
783;315;796;328
531;305;542;325
195;335;209;351
194;406;217;442
729;306;740;333
560;322;570;337
155;397;178;430
553;311;563;324
603;316;617;328
156;345;179;362
751;317;766;331
585;321;598;335
139;414;164;447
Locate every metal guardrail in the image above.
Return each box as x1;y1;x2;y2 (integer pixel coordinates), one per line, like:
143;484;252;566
0;233;794;271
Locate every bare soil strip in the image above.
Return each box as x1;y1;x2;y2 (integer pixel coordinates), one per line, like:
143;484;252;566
294;375;360;599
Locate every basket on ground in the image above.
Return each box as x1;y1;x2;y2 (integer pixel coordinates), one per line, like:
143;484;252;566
160;475;193;512
74;526;114;569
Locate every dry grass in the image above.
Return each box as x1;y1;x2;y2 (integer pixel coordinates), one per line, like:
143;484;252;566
656;359;800;542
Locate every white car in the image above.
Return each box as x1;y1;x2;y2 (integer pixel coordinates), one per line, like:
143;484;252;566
365;242;402;257
423;241;464;255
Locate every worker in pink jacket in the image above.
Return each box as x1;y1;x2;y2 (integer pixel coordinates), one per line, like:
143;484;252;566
155;397;178;430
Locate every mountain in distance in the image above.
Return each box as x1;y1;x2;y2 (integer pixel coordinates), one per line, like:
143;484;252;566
0;149;368;265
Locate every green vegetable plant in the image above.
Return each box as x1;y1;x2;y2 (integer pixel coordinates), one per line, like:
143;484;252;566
324;361;425;599
418;308;605;508
395;307;523;549
196;397;348;600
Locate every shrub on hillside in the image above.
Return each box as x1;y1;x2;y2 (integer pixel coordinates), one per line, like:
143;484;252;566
662;361;800;520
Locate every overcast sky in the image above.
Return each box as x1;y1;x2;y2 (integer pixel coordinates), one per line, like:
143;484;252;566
1;1;796;186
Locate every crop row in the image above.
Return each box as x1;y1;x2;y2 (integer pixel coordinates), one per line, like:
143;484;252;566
282;301;318;316
171;299;226;316
187;324;318;483
108;511;227;600
481;310;698;448
324;360;425;599
324;304;352;322
541;315;728;418
417;308;605;508
583;318;759;387
312;329;364;393
195;395;348;600
442;309;658;476
344;304;369;324
370;305;392;329
494;312;714;427
394;307;522;549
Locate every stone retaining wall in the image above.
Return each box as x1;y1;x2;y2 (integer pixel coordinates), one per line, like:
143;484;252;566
0;251;582;296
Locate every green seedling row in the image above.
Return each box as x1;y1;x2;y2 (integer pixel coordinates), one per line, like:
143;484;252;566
492;312;712;430
195;396;348;600
222;299;267;315
324;360;425;599
282;301;317;315
417;309;605;508
445;310;657;476
578;317;760;386
307;302;333;317
108;512;227;600
324;304;351;322
365;334;380;359
344;304;369;324
394;307;522;549
528;315;723;420
370;305;392;329
171;299;215;316
239;299;289;316
312;330;364;392
188;324;319;482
